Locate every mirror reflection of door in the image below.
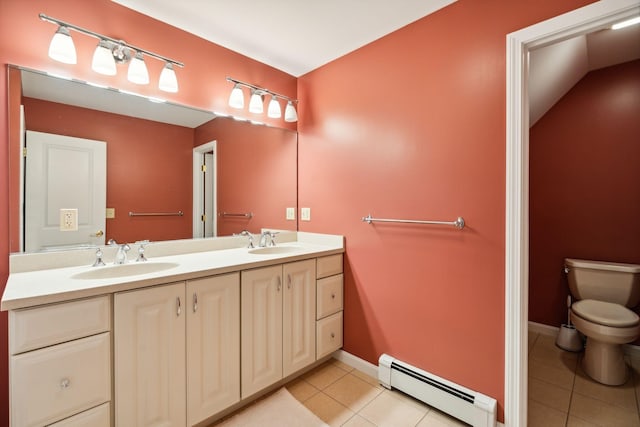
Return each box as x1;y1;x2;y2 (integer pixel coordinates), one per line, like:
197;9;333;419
25;131;107;252
193;141;217;238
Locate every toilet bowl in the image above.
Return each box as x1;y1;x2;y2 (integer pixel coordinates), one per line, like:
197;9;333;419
565;258;640;386
570;299;640;385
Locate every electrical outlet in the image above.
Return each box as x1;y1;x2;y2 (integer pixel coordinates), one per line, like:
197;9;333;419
301;207;311;221
60;208;78;231
286;207;296;220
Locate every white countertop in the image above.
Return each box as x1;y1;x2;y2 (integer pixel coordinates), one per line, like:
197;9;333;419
2;232;344;311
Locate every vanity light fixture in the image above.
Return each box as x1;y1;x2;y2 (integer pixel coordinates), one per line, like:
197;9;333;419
48;26;77;64
226;77;298;122
40;13;184;91
267;95;282;119
249;89;264;114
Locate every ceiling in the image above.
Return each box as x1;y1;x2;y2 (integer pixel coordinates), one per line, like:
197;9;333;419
110;0;457;77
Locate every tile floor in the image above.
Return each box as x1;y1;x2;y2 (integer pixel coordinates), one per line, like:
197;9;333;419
285;358;468;426
528;331;640;426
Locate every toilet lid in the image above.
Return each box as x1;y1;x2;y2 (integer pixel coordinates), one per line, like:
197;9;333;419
572;299;640;327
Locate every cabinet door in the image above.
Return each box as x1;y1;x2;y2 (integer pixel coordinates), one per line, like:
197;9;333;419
283;259;317;377
186;273;240;426
114;282;186;427
241;265;283;398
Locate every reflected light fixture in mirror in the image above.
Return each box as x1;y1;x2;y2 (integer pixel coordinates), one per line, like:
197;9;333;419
40;13;183;91
226;77;298;122
48;26;76;64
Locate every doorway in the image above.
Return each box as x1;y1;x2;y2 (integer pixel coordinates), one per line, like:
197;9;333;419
505;1;640;425
193;141;217;238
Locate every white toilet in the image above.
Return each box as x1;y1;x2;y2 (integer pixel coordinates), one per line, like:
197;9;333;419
565;258;640;385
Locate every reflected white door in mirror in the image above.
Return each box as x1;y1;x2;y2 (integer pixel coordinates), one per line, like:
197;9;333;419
25;131;106;252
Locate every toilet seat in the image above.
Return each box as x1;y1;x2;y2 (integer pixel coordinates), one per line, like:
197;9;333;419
572;299;639;327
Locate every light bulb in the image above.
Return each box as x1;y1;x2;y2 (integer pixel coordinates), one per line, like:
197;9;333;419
159;63;178;93
249;90;263;114
284;101;298;122
127;52;149;85
91;40;117;76
267;95;282;118
48;26;77;64
228;84;244;109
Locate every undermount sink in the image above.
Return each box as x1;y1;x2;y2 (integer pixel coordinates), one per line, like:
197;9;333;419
248;246;302;255
72;262;179;280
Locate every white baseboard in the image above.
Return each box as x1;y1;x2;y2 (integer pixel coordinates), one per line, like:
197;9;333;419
332;350;378;379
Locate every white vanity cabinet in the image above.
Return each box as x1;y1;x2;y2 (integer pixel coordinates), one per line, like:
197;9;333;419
316;254;344;358
114;273;240;427
241;259;316;398
9;295;111;427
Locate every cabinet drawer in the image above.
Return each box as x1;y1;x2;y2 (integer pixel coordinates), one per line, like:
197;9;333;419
49;402;110;427
317;254;343;279
10;295;110;355
316;312;343;359
316;274;343;319
11;332;111;427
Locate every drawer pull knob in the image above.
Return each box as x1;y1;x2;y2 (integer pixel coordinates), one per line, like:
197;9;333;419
60;378;71;389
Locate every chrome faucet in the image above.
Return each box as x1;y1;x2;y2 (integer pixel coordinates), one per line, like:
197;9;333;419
135;240;150;262
108;239;131;265
239;230;254;248
259;231;278;247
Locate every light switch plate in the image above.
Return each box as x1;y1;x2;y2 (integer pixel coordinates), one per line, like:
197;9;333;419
106;208;115;219
301;207;311;221
60;208;78;231
286;207;296;220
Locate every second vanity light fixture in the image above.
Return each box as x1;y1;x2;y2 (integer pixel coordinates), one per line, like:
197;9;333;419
226;77;298;122
40;13;184;93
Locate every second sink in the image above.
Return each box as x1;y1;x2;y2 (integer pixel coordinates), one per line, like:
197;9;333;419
248;246;301;255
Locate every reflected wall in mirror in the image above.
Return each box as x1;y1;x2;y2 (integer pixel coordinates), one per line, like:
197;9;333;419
8;65;298;253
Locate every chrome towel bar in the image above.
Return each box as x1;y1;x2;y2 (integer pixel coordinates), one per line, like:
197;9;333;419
129;211;184;217
218;212;254;219
362;214;465;229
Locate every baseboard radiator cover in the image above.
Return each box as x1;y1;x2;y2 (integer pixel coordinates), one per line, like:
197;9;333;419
378;354;497;427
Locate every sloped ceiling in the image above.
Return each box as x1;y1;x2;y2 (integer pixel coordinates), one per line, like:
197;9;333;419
529;24;640;126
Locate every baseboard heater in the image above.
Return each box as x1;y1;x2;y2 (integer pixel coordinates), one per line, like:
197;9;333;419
378;354;497;427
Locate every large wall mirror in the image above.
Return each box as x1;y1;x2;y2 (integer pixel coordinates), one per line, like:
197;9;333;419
8;65;298;253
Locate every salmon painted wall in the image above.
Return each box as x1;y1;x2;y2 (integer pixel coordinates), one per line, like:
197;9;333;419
529;60;640;330
0;0;296;422
297;0;594;418
194;117;297;236
22;97;194;245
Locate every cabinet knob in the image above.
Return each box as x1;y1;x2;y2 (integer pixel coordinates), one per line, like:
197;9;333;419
193;292;198;313
287;274;291;289
277;276;282;292
176;297;182;316
330;332;335;339
60;378;71;389
331;293;336;299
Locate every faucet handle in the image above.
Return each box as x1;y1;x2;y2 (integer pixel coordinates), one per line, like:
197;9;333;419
136;241;149;262
267;231;279;247
240;230;254;248
92;248;106;267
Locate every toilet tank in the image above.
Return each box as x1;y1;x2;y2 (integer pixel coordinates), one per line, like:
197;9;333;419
565;258;640;307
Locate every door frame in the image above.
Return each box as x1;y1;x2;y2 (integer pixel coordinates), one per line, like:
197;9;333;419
504;0;640;425
193;141;217;238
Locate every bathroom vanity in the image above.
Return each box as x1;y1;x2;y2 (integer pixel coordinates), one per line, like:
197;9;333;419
2;232;344;427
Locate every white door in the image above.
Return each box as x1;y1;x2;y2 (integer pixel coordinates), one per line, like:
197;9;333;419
193;141;216;239
25;131;106;252
114;283;186;427
241;265;283;398
186;273;240;425
283;260;317;377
